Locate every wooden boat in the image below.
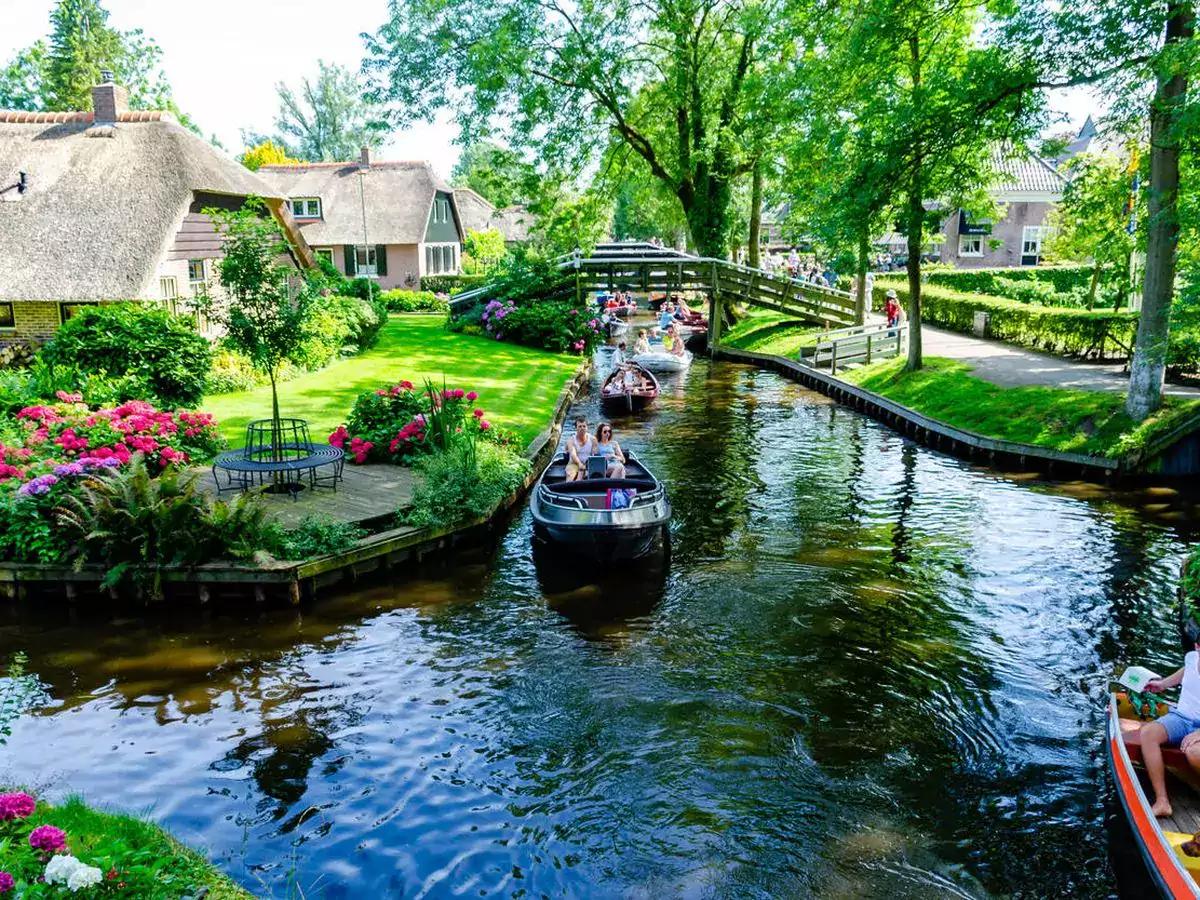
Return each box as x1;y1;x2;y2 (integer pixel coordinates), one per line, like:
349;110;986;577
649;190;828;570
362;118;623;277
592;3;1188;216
632;348;692;373
530;451;671;561
1108;692;1200;898
600;363;659;413
607;317;630;338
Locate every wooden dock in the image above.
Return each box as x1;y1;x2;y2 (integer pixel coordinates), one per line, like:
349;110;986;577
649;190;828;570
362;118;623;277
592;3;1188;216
195;462;419;529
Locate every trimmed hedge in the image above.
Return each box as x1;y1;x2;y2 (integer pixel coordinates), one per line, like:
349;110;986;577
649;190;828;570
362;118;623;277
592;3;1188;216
873;279;1137;359
422;274;487;295
380;289;449;313
923;265;1094;297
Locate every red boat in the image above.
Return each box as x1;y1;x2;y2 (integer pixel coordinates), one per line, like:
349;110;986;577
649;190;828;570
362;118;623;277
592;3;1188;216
600;363;659;414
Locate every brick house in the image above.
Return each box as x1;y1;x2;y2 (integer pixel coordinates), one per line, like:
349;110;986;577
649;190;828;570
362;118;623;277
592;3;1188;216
258;151;466;290
938;148;1066;269
0;78;313;344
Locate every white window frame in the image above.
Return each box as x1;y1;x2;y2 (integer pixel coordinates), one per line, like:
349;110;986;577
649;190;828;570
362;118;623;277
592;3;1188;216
291;197;322;219
958;235;983;257
1022;225;1049;262
424;242;459;275
313;247;334;266
187;259;205;286
159;276;179;299
354;245;378;278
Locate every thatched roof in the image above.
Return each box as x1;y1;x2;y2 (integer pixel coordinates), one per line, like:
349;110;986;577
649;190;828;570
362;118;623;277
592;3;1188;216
990;147;1065;197
259;161;458;245
452;187;532;243
0;114;290;301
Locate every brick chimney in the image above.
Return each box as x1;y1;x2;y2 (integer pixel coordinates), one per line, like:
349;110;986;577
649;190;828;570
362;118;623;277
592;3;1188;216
91;71;128;122
359;146;371;168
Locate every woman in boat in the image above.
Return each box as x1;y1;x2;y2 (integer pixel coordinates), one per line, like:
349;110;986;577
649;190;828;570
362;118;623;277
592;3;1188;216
1141;640;1200;817
665;324;687;356
594;422;626;479
634;330;652;355
675;296;695;319
564;416;597;481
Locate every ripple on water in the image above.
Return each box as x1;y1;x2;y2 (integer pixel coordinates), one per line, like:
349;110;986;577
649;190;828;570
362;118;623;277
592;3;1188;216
0;359;1194;898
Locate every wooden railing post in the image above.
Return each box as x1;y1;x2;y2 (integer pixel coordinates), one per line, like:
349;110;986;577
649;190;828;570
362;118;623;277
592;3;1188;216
866;333;872;364
831;341;839;374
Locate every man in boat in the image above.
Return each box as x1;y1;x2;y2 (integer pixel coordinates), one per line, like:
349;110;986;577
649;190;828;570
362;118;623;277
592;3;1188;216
1142;642;1200;816
564;417;597;481
611;341;627;367
659;303;675;332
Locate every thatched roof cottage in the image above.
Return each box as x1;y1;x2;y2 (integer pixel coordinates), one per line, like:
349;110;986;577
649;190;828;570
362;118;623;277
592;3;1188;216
0;78;313;343
452;187;532;246
258;151;465;290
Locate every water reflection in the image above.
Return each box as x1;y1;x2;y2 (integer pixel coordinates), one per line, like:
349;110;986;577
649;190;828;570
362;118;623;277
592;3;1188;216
0;359;1196;898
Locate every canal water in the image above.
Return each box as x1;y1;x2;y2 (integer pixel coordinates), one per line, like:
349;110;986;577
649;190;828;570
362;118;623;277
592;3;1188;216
2;357;1197;898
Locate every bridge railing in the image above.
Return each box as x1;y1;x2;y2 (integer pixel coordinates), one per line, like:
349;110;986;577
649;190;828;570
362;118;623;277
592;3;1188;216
801;324;908;374
447;250;860;329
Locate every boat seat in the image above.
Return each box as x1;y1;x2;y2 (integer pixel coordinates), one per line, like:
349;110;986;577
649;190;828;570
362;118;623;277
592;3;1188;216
550;477;655;493
1120;717;1192;769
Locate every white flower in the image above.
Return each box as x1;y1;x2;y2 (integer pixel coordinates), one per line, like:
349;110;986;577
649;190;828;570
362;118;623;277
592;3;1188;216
44;854;84;884
66;863;103;892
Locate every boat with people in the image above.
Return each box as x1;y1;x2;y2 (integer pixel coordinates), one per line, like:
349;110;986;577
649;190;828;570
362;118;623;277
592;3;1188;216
600;362;659;414
530;420;671;561
632;347;692;373
1108;680;1200;897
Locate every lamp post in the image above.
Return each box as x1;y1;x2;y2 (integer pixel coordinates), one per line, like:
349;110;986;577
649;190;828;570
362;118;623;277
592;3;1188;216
357;167;371;278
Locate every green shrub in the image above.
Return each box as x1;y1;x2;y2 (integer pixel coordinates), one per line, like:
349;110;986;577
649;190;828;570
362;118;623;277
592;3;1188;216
403;440;530;529
481;299;603;353
263;515;365;560
873;280;1138;358
924;265;1094;296
0;487;71;564
40;304;212;407
205;349;261;393
291;294;385;370
343;381;426;458
380;289;449;312
0;363;153;416
422;274;488;295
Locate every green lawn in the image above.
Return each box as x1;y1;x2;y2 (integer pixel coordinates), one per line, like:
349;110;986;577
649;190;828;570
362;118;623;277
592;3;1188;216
205;316;581;445
842;356;1200;458
722;310;824;357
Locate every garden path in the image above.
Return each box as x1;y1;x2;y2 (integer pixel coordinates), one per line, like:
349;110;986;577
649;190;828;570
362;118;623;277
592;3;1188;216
195;463;418;529
864;314;1200;396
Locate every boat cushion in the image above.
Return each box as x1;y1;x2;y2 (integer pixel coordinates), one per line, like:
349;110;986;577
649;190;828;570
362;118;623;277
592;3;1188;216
1120;717;1191;769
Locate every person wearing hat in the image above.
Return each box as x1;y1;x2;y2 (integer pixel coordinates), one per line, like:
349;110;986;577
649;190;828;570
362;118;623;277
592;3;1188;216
884;289;901;329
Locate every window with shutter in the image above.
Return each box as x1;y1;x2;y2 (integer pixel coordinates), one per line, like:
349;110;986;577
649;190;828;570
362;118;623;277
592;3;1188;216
375;245;388;277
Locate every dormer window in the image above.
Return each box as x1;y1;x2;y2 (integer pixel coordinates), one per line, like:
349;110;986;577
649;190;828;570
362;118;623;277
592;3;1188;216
291;197;321;219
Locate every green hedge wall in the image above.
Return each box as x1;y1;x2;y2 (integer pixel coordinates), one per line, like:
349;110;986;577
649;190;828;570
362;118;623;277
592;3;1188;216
421;274;488;295
923;265;1094;296
873;279;1137;359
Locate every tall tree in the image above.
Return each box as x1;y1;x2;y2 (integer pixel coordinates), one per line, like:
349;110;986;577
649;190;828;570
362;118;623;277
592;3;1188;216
803;0;1042;369
0;0;193;127
452;142;536;208
363;0;804;261
246;61;383;163
240;140;301;172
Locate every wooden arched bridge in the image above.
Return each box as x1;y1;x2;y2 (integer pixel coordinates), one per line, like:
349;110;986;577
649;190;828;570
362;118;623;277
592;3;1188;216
450;242;861;344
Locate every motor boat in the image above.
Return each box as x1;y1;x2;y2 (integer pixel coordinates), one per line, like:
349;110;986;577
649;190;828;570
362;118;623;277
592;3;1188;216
530;451;671;561
631;347;692;373
600;362;659;414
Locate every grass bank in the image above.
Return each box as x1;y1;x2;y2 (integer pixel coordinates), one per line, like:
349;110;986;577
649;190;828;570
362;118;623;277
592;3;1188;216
205;315;581;445
723;310;823;357
842;357;1200;458
0;794;250;898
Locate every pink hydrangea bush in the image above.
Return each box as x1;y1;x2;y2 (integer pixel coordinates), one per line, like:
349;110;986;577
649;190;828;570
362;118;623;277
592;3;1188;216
0;398;223;491
331;381;513;465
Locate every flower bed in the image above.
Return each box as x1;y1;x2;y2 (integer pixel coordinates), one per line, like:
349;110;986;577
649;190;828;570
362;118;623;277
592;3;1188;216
329;380;515;465
0;790;250;897
0;396;223;490
480;299;602;354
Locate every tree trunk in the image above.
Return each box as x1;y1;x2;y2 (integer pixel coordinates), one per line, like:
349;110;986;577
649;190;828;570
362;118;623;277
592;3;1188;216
1087;263;1100;310
683;166;737;322
748;160;763;269
904;33;923;372
1126;0;1193;421
855;226;870;326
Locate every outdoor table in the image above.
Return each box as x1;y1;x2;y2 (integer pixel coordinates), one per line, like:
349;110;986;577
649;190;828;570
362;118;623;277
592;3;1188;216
211;442;345;498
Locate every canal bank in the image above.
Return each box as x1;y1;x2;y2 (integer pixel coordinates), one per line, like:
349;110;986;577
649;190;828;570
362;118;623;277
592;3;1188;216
2;355;1194;898
0;362;591;605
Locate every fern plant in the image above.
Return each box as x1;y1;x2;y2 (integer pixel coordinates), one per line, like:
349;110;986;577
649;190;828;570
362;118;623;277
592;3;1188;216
55;455;271;598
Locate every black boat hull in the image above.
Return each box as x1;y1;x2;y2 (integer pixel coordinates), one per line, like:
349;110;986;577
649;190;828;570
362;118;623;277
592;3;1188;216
533;521;664;561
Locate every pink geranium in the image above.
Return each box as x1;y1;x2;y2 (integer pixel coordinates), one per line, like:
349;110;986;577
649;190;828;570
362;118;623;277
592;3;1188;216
466;391;477;401
29;824;67;854
0;871;13;894
0;792;36;821
329;426;348;449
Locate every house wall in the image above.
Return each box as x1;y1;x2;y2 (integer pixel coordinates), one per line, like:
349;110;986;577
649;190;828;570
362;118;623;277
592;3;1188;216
940;201;1056;269
316;243;423;290
2;302;63;344
425;191;460;243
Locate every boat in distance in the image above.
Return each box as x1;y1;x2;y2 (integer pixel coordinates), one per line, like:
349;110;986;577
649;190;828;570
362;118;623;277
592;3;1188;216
530;451;671;561
600;363;659;414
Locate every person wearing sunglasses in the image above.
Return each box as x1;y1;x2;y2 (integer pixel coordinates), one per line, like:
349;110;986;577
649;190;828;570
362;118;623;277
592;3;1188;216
593;422;626;479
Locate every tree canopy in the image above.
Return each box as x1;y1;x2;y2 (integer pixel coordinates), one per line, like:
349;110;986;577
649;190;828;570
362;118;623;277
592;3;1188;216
0;0;194;128
245;61;383;163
